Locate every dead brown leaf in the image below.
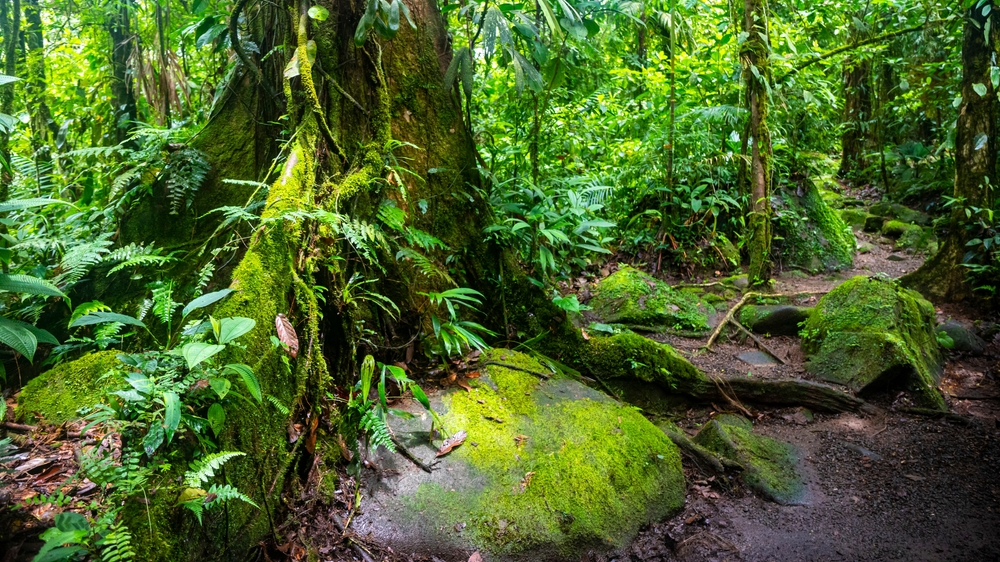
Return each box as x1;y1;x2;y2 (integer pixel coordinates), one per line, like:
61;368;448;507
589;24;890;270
466;371;481;379
436;430;468;457
468;552;483;562
275;313;299;358
456;379;473;392
336;434;354;462
581;328;590;341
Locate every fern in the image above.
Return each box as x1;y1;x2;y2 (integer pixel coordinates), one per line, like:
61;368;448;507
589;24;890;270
110;167;143;199
55;233;115;285
98;522;135;562
183;451;245;487
359;408;395;452
206;483;258;508
396;248;455;284
266;395;290;415
151;281;180;326
106;244;177;274
163;147;210;215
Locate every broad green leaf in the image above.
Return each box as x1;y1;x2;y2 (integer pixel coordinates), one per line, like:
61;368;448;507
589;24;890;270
182;289;233;318
70;311;145;328
217;317;255;344
126;372;152;394
209;377;231;399
225;363;262;403
23;324;58;346
0;318;37;361
144;424;164;456
163;391;181;442
181;342;226;370
55;511;90;532
410;383;431;411
973;82;988;97
0;273;65;298
113;389;145;402
207;403;226;437
0;197;71;213
0;74;20;86
308;5;329;20
537;0;563;40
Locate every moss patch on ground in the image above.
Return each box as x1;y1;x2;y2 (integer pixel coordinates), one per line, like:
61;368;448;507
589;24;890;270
396;350;685;558
693;414;803;504
801;276;945;409
16;351;124;424
588;266;712;332
773;184;856;273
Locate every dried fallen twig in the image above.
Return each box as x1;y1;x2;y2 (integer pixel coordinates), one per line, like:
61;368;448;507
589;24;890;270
729;318;787;365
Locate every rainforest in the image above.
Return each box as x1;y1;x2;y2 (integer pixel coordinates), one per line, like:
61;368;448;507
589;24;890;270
0;0;998;560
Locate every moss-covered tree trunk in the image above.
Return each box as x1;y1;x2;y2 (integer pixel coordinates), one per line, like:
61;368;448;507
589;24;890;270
121;0;500;558
903;4;997;302
742;0;772;286
0;0;20;208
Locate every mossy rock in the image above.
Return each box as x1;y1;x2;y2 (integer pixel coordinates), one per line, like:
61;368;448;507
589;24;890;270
16;351;124;424
820;189;845;209
355;350;685;560
739;305;812;336
869;202;930;226
773;184;855;274
839;208;872;231
863;214;886;233
881;221;938;254
692;414;803;504
936;320;986;355
588;266;712;332
801;276;945;409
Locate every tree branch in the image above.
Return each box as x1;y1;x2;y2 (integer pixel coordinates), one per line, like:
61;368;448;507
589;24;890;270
776;17;953;83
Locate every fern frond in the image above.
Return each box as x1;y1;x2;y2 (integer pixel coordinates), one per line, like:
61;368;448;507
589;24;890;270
98;522;135;562
183;451;246;487
395;248;455;284
151;281;180;325
360;408;395;452
163;148;210;215
105;243;177;274
266;395;290;415
206;483;259;508
55;233;114;285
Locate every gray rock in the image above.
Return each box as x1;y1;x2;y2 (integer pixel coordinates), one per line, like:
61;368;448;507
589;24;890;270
739;305;812;336
937;320;986;355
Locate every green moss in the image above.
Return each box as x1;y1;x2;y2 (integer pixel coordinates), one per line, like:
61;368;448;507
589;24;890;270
16;351;123;424
882;221;937;254
588;266;712;332
773;184;856;273
839;208;871;230
401;350;685;556
693;414;803;504
802;276;945;409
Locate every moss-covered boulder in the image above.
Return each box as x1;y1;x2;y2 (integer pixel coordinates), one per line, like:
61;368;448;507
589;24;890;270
773;184;856;273
839;208;872;231
881;220;938;254
588;266;712;332
739;304;812;336
870;202;930;226
355;350;685;560
801;277;945;409
693;414;803;504
16;351;124;424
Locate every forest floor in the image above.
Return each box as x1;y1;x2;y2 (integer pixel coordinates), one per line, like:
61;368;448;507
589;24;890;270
292;228;1000;562
2;231;998;562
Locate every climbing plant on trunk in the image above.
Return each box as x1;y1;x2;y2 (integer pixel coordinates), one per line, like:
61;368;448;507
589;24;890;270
741;0;772;286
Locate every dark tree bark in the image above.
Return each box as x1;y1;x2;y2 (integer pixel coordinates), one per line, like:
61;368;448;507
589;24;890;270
741;0;773;286
903;3;997;302
838;54;872;181
107;0;137;145
23;0;55;160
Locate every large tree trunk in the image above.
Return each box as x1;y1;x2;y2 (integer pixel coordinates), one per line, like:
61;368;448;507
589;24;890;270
903;3;997;302
23;0;55;161
107;0;137;145
742;0;773;286
838;52;872;181
122;1;499;558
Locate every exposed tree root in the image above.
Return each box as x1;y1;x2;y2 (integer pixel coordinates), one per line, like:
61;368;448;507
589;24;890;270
730;318;787;365
389;435;436;473
896;407;974;425
707;379;867;413
662;426;743;474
